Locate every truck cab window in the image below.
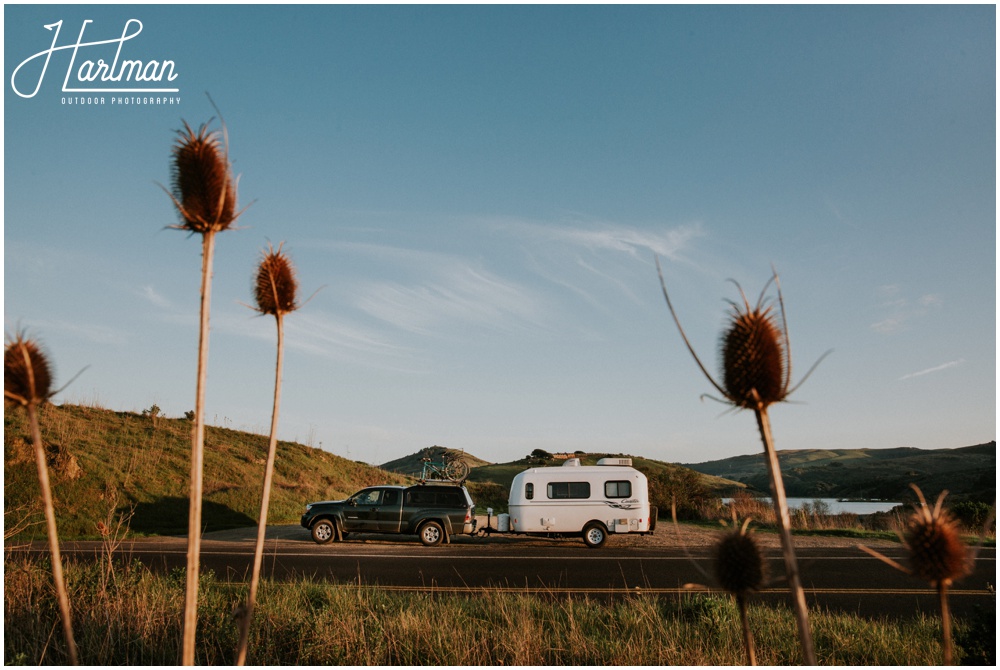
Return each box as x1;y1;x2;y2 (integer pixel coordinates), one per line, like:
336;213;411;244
354;490;381;506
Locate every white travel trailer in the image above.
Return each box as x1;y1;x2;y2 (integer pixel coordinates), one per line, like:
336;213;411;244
506;457;657;548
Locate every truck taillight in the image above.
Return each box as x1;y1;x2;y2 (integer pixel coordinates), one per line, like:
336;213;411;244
465;510;471;522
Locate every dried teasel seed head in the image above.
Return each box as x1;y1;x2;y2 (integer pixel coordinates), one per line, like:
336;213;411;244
714;522;766;595
720;304;787;409
4;333;54;407
169;121;238;234
657;259;829;413
904;488;973;587
253;243;299;316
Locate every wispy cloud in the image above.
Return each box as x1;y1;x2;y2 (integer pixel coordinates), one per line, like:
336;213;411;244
898;359;965;381
213;308;429;374
871;284;942;334
304;216;705;346
285;311;429;373
489;217;707;311
138;285;173;309
354;263;547;337
496;218;705;260
24;318;129;346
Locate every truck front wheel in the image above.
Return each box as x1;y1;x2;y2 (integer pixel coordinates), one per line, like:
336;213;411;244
419;521;444;546
582;522;608;549
311;519;336;544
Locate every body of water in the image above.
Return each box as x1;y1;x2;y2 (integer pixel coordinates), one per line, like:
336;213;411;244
723;497;902;515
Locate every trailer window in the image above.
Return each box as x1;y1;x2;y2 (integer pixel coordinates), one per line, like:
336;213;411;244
525;483;534;500
547;482;591;499
605;481;632;498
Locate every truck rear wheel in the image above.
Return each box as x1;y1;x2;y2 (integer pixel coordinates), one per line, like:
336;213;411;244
311;519;336;544
582;522;608;549
419;520;444;546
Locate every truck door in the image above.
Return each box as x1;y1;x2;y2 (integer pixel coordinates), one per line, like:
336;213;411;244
345;488;382;531
375;488;402;532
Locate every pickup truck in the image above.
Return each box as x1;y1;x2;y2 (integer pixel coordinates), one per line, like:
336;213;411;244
301;483;476;546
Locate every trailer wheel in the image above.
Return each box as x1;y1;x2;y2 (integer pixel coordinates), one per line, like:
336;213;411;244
582;522;608;549
311;519;336;544
419;521;445;546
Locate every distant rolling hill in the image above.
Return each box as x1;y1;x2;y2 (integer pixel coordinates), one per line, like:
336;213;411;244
684;443;996;502
380;446;742;496
4;403;411;540
381;447;745;517
466;452;741;494
379;445;491;478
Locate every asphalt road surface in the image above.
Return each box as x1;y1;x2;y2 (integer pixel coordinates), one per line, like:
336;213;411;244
12;526;995;620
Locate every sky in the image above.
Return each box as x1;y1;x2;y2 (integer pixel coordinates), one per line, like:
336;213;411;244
3;4;995;467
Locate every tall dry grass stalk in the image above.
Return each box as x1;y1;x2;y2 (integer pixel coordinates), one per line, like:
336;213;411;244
235;243;301;665
859;484;974;665
657;260;827;665
164;118;243;665
4;332;79;664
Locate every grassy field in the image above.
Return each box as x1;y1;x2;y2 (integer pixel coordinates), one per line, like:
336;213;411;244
4;403;410;541
5;553;990;666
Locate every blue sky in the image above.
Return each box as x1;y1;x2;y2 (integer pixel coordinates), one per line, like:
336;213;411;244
4;4;995;466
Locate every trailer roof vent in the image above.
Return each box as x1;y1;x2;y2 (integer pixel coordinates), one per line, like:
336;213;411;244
597;457;632;466
561;458;581;467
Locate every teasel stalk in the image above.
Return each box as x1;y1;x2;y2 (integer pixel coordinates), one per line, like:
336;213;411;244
672;500;765;666
235;243;301;665
657;259;828;665
859;485;975;665
4;332;78;664
163;118;244;665
715;516;766;665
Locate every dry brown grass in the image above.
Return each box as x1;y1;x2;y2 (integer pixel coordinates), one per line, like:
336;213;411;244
3;555;952;665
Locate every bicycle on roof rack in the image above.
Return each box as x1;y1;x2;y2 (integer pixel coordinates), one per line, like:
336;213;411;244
420;454;470;482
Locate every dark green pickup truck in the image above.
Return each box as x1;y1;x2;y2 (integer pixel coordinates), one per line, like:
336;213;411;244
301;483;477;546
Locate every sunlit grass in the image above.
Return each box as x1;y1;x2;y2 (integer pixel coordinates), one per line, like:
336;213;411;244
4;403;411;543
4;555;971;666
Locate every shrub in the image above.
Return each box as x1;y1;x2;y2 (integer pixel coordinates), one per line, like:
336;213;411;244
645;466;711;519
950;501;995;533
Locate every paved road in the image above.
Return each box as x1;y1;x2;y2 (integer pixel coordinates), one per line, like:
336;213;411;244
12;528;995;619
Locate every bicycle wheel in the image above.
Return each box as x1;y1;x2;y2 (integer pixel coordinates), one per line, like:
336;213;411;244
444;459;470;481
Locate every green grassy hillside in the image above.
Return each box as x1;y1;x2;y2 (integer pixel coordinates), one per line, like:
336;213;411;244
4;404;411;540
685;443;996;502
